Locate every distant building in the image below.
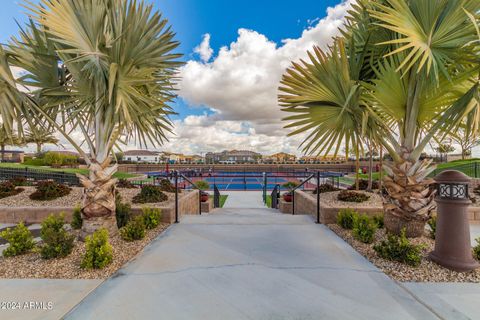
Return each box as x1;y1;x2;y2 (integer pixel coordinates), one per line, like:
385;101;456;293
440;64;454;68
205;150;262;164
0;150;24;163
299;155;346;164
263;152;297;164
124;150;160;163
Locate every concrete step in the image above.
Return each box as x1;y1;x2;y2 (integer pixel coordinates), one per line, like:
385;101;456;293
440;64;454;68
182;208;315;225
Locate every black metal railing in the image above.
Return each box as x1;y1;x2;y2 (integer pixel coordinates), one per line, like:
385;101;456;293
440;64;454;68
430;161;480;178
173;171;202;223
213;184;221;208
270;184;280;209
0;167;80;186
291;171;321;224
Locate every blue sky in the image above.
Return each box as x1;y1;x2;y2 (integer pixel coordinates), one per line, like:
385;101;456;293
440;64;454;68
0;0;341;121
0;0;356;155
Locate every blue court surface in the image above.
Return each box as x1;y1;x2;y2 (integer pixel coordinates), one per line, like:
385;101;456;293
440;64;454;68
146;171;342;191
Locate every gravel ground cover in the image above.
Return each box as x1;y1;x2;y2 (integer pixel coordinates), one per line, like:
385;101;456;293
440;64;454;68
317;190;383;208
0;223;169;279
0;186;180;208
328;224;480;282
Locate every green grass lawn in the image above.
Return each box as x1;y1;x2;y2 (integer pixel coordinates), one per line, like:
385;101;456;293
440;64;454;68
0;163;138;179
210;195;228;208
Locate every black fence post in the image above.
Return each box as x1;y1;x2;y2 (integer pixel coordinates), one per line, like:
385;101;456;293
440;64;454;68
292;187;295;215
475;162;478;178
174;171;179;223
316;171;320;224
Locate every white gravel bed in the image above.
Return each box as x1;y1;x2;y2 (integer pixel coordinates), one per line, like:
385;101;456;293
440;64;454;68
0;187;186;208
319;190;383;208
328;224;480;282
0;223;169;279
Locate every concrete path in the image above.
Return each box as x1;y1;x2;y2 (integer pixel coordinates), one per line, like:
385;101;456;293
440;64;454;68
404;283;480;320
222;191;265;208
0;279;101;320
65;208;438;320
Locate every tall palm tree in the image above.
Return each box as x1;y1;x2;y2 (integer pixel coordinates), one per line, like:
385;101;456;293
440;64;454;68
279;0;480;237
0;0;182;236
25;126;60;154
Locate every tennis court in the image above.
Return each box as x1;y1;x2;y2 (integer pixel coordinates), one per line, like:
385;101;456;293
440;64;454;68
146;171;342;191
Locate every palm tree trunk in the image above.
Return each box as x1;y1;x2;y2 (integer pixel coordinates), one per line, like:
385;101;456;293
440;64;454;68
378;147;383;191
36;143;42;155
382;156;436;237
355;142;360;191
367;143;373;192
77;158;118;239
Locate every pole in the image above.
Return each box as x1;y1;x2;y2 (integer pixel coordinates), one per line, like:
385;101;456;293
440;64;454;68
316;171;320;224
174;171;179;223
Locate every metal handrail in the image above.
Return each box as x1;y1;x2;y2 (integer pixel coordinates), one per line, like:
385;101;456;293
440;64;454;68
270;184;280;209
174;171;202;223
213;184;221;208
290;172;321;223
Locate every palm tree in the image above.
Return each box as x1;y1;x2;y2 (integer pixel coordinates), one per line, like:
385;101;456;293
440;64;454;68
25;126;60;154
279;0;480;237
0;0;182;236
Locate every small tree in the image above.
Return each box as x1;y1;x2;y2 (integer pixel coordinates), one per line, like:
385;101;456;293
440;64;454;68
25;126;60;154
0;0;183;236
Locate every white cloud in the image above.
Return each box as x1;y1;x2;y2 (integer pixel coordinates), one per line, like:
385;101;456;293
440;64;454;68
174;0;354;155
24;0;355;156
194;34;214;62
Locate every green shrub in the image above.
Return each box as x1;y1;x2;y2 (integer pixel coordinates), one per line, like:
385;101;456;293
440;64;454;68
374;229;423;267
474;238;480;261
313;183;339;194
352;215;377;244
142;207;162;229
282;181;299;191
71;205;83;230
158;179;177;192
348;179;379;190
43;151;78;166
9;177;27;186
119;216;146;241
30;180;71;200
117;179;136;189
427;216;436;239
40;214;75;259
337;208;358;229
132;185;168;204
372;214;384;229
81;229;113;269
23;158;45;166
0;181;23;199
194;180;210;191
0;222;35;257
337;190;370;203
115;195;131;228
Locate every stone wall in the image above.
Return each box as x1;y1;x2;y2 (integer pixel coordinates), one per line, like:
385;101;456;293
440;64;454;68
293;189;480;223
293;190;383;224
278;199;292;214
0;190;200;224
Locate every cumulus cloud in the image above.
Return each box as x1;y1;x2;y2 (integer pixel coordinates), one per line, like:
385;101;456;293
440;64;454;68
173;0;354;154
194;34;214;62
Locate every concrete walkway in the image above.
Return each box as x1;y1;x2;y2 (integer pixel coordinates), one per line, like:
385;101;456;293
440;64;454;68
222;191;265;208
0;279;101;320
65;208;439;320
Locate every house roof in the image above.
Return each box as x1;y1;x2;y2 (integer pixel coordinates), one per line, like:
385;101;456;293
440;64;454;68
123;150;159;156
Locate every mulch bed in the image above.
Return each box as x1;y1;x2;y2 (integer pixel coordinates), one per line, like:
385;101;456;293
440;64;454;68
0;223;170;279
328;224;480;282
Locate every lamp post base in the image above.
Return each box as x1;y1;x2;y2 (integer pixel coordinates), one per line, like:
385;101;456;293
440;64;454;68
429;251;480;272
